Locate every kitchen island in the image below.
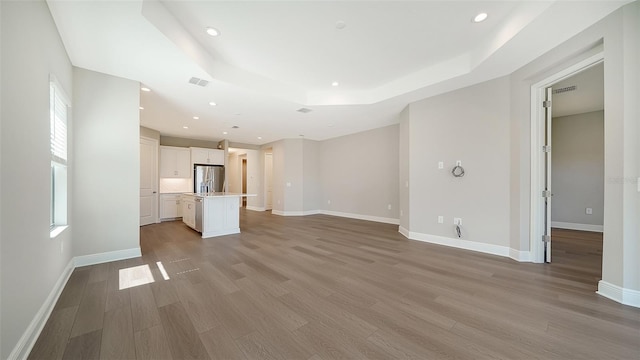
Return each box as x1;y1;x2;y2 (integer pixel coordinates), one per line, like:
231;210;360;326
181;193;255;238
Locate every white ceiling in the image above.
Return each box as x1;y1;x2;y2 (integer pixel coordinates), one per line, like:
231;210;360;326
46;0;629;145
552;62;604;117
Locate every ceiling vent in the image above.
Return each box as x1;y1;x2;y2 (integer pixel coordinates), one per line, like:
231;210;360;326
297;108;312;113
188;77;209;87
553;85;576;94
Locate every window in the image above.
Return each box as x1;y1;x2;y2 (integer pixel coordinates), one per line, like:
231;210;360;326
50;76;70;235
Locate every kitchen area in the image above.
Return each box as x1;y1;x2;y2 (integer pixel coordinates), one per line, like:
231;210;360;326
157;142;253;238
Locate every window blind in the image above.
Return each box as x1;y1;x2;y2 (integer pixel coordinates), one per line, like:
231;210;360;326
50;83;67;164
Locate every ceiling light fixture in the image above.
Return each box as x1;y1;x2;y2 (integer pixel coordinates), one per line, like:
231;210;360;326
223;131;228;135
206;27;219;36
183;126;189;129
331;81;339;87
473;12;488;23
209;101;217;106
257;136;262;140
193;116;199;120
139;106;144;110
140;87;151;92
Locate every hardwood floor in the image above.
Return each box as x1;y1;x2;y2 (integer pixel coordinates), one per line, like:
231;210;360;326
29;211;640;359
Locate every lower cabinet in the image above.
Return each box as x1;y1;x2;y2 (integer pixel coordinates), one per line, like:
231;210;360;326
181;195;196;229
160;194;183;220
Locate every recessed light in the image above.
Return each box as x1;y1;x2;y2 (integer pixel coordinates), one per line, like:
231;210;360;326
193;116;199;120
223;131;228;135
183;126;189;129
331;81;339;87
139;106;144;110
257;136;262;140
206;27;219;37
473;12;488;23
336;21;346;30
209;101;217;106
141;87;151;92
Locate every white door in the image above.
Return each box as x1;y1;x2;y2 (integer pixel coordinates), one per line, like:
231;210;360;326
543;87;553;262
265;153;273;210
140;137;158;226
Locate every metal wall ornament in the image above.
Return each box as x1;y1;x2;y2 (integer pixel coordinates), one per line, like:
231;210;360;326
451;165;465;177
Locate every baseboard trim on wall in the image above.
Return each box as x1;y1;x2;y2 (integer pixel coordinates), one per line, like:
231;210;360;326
551;221;603;233
318;210;400;225
9;259;75;360
12;247;143;359
271;210;320;216
398;226;410;238
400;230;511;258
74;247;142;267
597;280;640;308
509;248;532;262
246;206;266;212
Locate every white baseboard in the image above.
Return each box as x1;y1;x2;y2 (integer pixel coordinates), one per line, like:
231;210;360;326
246;206;266;212
509;248;532;262
551;221;603;233
271;209;320;216
318;210;400;225
398;226;410;238
74;247;142;267
597;280;640;308
401;230;511;258
9;259;75;360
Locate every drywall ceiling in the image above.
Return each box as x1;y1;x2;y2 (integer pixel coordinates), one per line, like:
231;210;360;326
552;62;604;117
46;0;629;145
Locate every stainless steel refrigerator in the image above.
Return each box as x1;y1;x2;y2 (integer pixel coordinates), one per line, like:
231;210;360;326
194;164;225;193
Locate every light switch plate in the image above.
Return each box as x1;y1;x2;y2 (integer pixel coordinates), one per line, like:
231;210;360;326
454;217;462;225
438;216;444;224
586;207;593;215
438;161;444;169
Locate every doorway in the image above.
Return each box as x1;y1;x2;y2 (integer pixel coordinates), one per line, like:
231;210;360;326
140;136;158;226
264;151;273;210
242;158;247;207
530;53;604;265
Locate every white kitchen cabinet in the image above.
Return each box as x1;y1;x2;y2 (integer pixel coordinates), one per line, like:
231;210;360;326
191;147;224;166
181;195;196;229
160;194;183;220
160;146;191;178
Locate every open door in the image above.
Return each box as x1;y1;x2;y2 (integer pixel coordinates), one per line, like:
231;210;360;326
140;137;158;226
543;87;553;262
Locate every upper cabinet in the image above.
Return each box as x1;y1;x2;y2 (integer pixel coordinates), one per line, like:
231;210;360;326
160;146;191;178
191;147;224;166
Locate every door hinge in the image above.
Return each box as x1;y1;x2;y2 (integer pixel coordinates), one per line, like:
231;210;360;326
542;235;551;242
543;100;552;108
543;145;551;152
542;190;552;198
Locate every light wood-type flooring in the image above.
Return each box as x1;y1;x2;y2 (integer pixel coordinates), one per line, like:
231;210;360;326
29;211;640;359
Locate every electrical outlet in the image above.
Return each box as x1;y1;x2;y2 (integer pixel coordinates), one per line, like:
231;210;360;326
454;217;462;226
586;207;593;215
387;204;392;210
327;200;331;205
286;182;291;187
438;216;444;224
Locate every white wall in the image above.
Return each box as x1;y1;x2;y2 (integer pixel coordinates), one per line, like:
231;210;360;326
72;68;140;257
404;77;511;248
283;139;304;213
551;111;604;227
508;1;640;301
0;1;74;358
399;106;411;232
320;125;399;222
303;140;321;212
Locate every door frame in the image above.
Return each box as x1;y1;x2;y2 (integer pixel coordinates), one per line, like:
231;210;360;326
529;52;603;263
140;136;159;225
